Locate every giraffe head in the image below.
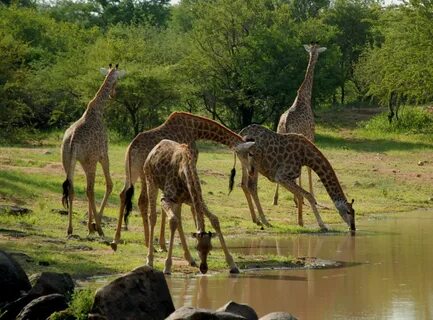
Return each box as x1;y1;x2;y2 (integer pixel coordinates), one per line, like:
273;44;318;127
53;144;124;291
335;199;356;231
99;63;126;98
192;231;214;274
303;42;327;58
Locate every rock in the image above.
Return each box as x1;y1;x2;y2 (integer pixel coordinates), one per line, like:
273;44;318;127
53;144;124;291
0;250;31;307
29;272;75;297
16;294;68;320
217;301;258;320
166;306;246;320
1;272;74;320
259;312;297;320
418;160;427;166
89;265;174;320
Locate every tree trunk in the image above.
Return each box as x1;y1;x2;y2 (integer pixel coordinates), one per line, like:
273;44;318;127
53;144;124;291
240;106;253;129
340;83;345;105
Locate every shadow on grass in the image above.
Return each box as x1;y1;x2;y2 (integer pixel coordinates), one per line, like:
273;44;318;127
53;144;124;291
0;241;119;278
0;170;121;206
316;132;433;153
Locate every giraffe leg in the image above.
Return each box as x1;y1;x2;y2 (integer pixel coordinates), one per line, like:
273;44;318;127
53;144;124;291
98;156;113;221
139;178;150;248
83;162;103;237
159;207;167;251
240;167;260;225
279;179;328;231
246;172;271;227
176;208;196;267
273;184;279;206
146;177;158;267
67;180;75;237
308;167;314;198
190;206;198;229
161;201;195;273
204;209;239;273
63;151;77;237
111;184;127;251
160;200;179;275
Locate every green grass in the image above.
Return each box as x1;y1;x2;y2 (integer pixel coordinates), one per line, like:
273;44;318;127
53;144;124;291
1;107;433;282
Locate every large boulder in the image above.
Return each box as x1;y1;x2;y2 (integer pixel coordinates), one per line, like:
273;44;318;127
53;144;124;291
166;306;246;320
89;265;175;320
259;312;297;320
0;272;74;320
217;301;258;320
15;294;68;320
0;250;31;306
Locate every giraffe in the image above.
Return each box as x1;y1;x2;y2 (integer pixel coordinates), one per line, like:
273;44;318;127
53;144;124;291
274;42;327;215
61;64;125;237
238;124;356;231
110;111;270;251
144;139;246;274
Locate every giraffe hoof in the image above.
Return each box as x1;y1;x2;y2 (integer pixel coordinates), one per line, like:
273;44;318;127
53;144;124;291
229;267;240;274
110;242;118;251
190;260;197;267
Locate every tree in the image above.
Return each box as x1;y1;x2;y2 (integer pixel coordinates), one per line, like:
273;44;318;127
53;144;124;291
44;0;171;29
324;0;380;105
181;0;338;129
355;2;433;107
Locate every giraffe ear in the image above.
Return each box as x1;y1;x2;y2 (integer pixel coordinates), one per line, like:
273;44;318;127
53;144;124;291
100;68;109;76
318;47;327;53
303;44;311;52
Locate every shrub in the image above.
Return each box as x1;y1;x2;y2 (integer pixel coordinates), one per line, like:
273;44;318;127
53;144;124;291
360;106;433;135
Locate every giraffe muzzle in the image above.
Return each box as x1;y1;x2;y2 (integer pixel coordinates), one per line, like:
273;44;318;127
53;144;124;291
199;262;208;274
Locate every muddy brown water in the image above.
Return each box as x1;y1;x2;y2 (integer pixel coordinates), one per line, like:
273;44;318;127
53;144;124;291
165;210;433;319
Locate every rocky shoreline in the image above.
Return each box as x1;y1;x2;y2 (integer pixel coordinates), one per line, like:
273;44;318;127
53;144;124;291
0;249;297;320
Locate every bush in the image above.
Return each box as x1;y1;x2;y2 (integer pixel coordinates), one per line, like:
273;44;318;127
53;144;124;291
50;288;94;320
360;106;433;135
69;289;94;320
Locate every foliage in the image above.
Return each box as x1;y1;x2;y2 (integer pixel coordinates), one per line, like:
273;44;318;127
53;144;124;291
69;289;94;320
324;0;381;104
44;0;171;29
181;0;339;129
355;2;433;106
0;0;432;137
360;107;433;135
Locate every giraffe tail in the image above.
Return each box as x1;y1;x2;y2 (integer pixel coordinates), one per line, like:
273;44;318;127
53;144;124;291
124;185;134;226
62;179;70;209
228;152;236;194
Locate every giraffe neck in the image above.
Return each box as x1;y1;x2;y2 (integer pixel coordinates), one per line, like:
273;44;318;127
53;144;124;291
165;112;243;148
297;52;318;104
304;143;347;204
86;71;116;116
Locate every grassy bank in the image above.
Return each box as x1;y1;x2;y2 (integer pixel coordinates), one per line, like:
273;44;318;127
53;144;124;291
1;107;433;278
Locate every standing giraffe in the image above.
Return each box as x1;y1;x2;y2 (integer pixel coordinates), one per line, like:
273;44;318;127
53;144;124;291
110;112;270;251
144;139;247;274
238;124;355;231
61;64;125;237
274;42;327;219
